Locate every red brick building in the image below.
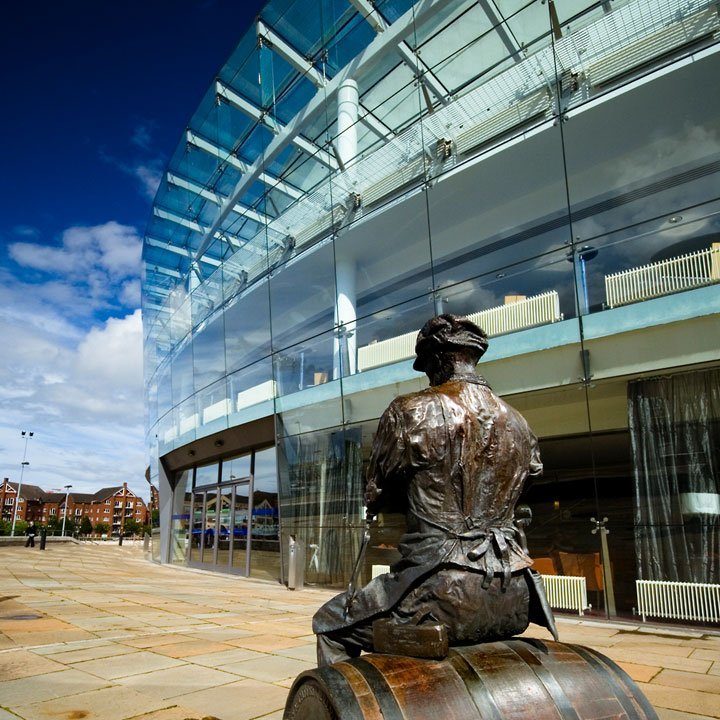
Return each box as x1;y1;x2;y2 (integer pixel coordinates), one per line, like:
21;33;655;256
1;479;149;535
0;479;45;523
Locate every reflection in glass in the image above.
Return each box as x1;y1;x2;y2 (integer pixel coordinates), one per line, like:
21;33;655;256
222;453;251;484
278;427;363;587
216;486;233;568
170;471;192;565
202;490;217;564
189;492;203;563
195;462;219;486
250;447;281;581
232;486;250;573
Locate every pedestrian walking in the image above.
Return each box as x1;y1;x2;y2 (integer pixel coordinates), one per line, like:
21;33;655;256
25;521;37;548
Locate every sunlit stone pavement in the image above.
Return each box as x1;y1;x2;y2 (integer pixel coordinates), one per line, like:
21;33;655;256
1;544;719;719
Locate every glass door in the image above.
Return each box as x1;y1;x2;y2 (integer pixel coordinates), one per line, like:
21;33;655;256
189;491;204;564
217;486;233;568
231;483;250;575
201;489;217;565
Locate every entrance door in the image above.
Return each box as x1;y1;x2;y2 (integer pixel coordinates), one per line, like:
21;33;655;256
184;448;280;579
231;483;250;575
216;485;233;568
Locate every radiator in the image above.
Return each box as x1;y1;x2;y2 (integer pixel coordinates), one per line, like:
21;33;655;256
605;245;720;308
236;380;276;411
202;398;232;425
540;574;589;616
636;580;720;624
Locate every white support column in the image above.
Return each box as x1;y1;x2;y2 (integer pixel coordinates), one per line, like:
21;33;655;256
333;78;359;380
337;78;359;169
334;256;357;378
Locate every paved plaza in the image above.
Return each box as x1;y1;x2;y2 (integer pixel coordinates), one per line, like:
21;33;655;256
0;544;719;720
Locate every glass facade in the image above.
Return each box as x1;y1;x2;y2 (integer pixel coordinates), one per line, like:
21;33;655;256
144;0;720;620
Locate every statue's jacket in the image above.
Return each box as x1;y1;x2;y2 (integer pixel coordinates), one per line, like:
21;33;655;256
313;376;558;639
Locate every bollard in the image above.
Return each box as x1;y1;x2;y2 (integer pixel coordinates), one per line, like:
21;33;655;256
288;535;305;591
39;526;47;551
118;532;123;547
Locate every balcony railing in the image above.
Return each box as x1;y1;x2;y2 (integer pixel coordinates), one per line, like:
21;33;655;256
605;244;720;308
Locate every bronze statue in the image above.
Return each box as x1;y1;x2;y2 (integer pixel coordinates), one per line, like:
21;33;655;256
313;314;557;666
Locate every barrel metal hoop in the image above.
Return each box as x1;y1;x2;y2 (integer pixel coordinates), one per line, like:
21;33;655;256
567;644;658;720
449;649;504;720
505;640;581;720
351;657;405;720
314;666;366;720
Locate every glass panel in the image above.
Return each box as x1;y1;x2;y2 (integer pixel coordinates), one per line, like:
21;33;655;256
170;471;192;565
189;492;204;563
224;280;272;375
192;311;226;392
232;485;250;573
195;462;219;487
277;427;363;586
222;453;251;484
273;330;336;395
202;490;217;564
269;242;337;352
511;385;605;616
250;447;281;581
227;357;275;425
216;486;233;568
563;52;720;318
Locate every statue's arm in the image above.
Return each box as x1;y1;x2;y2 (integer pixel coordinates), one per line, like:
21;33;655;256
528;433;543;481
364;403;406;517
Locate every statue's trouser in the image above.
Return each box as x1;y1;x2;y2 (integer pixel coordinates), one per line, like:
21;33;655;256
316;569;531;666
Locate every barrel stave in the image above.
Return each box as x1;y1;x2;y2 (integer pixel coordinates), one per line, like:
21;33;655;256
283;640;659;720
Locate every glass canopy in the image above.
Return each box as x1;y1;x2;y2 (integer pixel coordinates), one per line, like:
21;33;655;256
143;0;718;385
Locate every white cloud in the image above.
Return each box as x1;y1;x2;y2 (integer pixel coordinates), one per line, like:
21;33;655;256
7;221;141;313
0;218;148;497
0;308;147;498
10;221;141;280
134;164;162;200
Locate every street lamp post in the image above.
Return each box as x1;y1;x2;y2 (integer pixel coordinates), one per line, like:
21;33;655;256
61;485;72;537
10;430;33;537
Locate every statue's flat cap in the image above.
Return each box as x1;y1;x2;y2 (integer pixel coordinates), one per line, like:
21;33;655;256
413;314;488;372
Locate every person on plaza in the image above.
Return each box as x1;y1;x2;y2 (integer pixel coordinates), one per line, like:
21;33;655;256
25;521;37;548
313;314;557;666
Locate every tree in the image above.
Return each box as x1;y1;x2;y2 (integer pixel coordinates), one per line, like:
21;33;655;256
93;521;109;536
123;518;141;536
79;516;93;536
46;516;62;535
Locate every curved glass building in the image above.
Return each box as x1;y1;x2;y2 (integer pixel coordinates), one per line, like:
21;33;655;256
143;0;720;621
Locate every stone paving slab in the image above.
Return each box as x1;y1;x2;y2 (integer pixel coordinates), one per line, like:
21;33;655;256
1;544;720;719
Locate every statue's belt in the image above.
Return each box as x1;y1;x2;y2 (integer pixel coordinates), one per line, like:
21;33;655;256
412;513;524;589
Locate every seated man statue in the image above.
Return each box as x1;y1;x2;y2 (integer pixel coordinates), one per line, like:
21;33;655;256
313;314;557;666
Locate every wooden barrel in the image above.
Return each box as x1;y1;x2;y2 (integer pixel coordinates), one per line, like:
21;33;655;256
283;639;658;720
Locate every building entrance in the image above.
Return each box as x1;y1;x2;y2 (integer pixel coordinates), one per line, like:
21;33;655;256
185;447;279;579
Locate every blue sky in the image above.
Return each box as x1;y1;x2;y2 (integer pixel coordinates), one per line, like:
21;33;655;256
0;0;264;499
